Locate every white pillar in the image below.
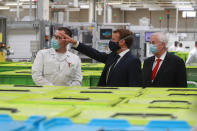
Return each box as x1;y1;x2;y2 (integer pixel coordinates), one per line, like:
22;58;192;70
107;5;112;23
103;0;107;24
89;0;94;23
175;8;179;34
29;0;32;21
17;0;20;21
66;9;69;23
37;0;49;20
58;12;64;24
74;0;78;8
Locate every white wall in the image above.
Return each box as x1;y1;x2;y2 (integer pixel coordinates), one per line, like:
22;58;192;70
7;29;38;61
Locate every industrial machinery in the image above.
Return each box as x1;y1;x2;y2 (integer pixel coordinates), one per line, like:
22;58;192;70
96;27;113;54
0;17;7;62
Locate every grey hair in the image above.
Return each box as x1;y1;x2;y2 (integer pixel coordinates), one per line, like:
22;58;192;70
151;32;168;45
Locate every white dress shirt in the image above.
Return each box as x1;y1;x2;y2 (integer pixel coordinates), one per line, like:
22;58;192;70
152;51;167;80
106;49;130;83
32;48;82;86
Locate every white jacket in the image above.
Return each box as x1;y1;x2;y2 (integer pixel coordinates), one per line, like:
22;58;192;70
176;47;186;52
168;45;177;52
186;48;197;65
32;48;82;86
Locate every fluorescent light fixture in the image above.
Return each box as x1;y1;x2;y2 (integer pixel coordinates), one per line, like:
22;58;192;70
20;0;30;1
68;8;80;11
172;1;191;4
149;8;164;11
120;7;136;11
51;5;68;8
179;8;194;11
9;8;24;12
22;5;36;8
0;6;10;10
108;2;121;5
5;2;22;6
176;5;193;9
80;5;89;9
182;11;196;18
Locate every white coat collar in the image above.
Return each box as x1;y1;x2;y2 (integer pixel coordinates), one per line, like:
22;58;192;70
49;48;72;62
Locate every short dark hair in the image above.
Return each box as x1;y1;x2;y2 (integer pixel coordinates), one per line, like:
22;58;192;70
195;41;197;45
113;29;134;48
174;41;179;47
179;43;183;47
58;27;72;37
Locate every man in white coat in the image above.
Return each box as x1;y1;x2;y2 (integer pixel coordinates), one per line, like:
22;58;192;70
176;43;186;52
168;41;178;51
32;27;82;86
186;42;197;65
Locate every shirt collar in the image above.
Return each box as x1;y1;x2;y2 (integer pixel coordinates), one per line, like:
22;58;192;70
50;48;71;60
118;49;130;57
155;51;167;61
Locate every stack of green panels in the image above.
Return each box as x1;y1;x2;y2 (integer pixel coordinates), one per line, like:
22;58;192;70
71;106;195;126
81;63;104;71
10;87;142;107
0;69;35;85
186;66;197;83
0;69;100;86
174;52;189;63
0;101;80;121
82;70;101;87
0;85;81;120
0;62;32;72
0;85;196;126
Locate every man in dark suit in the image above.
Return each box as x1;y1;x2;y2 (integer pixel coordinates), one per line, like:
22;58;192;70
61;29;142;87
143;32;187;87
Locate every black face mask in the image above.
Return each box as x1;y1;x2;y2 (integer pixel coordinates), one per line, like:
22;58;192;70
109;35;132;52
109;40;121;52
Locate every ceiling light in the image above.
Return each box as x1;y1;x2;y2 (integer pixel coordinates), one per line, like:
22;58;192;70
0;6;10;10
120;7;136;11
22;5;36;8
108;2;121;5
179;8;194;11
5;2;22;6
51;5;68;8
80;5;89;9
149;8;164;11
20;0;30;1
172;1;191;4
68;8;80;11
176;5;193;9
9;8;24;12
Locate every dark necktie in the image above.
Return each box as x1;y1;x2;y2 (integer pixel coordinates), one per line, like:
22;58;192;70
106;54;120;84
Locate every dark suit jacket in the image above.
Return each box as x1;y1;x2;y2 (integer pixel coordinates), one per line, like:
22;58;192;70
142;52;187;87
74;42;142;87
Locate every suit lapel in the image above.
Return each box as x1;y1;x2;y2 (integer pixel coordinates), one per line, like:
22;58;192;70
153;53;169;82
147;56;155;81
115;51;130;68
99;53;118;86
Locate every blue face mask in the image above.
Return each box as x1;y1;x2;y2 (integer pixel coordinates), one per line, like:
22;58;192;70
109;40;120;52
149;44;158;54
51;38;60;49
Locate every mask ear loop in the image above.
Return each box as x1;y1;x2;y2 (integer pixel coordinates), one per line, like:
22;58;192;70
120;35;132;41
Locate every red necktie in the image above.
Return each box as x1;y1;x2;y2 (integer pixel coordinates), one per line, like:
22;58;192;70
151;58;161;80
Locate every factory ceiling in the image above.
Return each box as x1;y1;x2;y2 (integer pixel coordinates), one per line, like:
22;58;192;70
0;0;196;10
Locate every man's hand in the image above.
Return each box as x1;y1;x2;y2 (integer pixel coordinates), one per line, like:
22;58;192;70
58;32;77;45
